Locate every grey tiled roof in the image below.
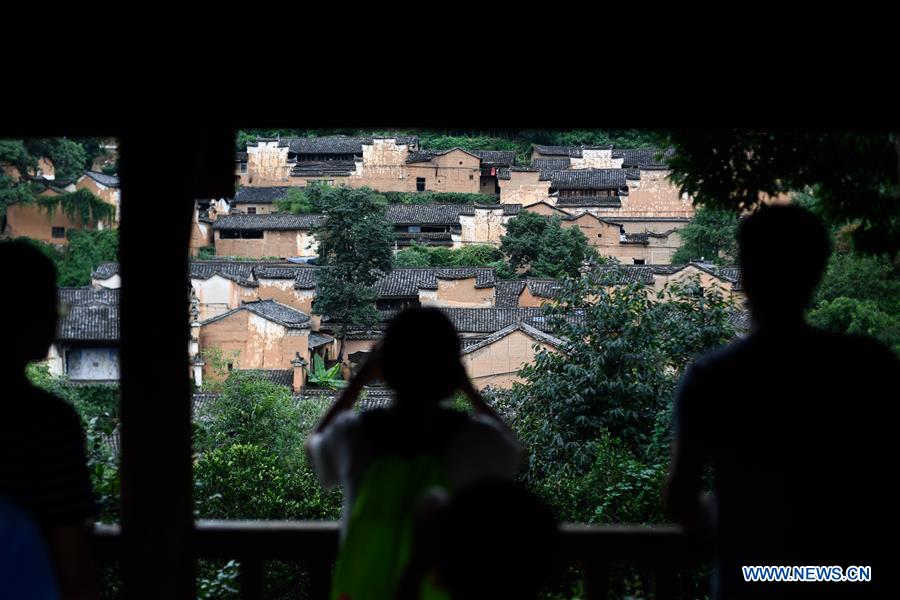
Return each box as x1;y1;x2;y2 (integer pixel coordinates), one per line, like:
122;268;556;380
232;186;291;204
190;261;257;285
201;299;311;329
423;307;553;333
308;331;335;349
531;158;571;170
394;232;454;247
374;268;497;297
230;369;294;388
212;213;323;231
556;196;623;207
593;265;656;285
291;161;356;177
386;204;468;225
542;168;629;190
493;280;526;308
471;150;516;166
91;262;119;279
525;279;564;299
83;171;120;188
615;148;675;169
284;135;418;155
728;308;752;332
57;288;120;342
389;203;518;225
253;264;317;280
532;145;584;158
243;299;311;328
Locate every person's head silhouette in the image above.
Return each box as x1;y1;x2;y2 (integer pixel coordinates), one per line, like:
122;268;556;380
378;306;465;406
0;241;59;379
738;204;831;328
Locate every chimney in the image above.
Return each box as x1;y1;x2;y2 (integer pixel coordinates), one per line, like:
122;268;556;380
291;353;307;394
190;356;205;389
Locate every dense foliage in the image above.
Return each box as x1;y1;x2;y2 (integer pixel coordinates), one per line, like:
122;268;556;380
14;229;118;286
499;211;594;279
310;186;394;356
665;131;900;255
670;205;740;265
0;137;109;216
487;266;736;598
25;363;120;523
393;241;506;271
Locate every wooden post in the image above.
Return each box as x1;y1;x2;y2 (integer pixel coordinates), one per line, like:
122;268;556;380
118;124;235;598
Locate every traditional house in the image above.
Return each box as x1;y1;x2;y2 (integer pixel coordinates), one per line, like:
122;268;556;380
76;171;121;222
229;186;289;215
460;322;563;389
212;213;322;258
472;150;516;195
386;203;521;248
49;288;120;382
241;136;419;187
189;261;259;320
194;298;331;391
240;136;514;195
91;262;121;289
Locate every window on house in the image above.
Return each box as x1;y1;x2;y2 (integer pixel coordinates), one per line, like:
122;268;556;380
408;225;421;233
416;177;425;192
227;362;233;372
469;174;474;180
247;207;257;214
238;162;248;173
51;227;65;238
633;259;646;265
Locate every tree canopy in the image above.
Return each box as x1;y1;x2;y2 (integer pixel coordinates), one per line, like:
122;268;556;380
499;212;592;279
310;186;395;355
670;204;740;264
665;131;900;255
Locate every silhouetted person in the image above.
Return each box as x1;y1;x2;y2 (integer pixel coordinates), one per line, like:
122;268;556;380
0;497;61;599
0;242;98;599
666;205;899;599
307;307;524;600
397;479;558;600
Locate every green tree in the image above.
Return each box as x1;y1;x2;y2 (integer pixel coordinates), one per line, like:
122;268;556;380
499;212;590;278
26;138;87;181
311;186;395;359
275;186;315;214
55;229;119;286
499;265;736;491
449;244;503;267
665;131;900;255
670;204;740;264
0;140;36;217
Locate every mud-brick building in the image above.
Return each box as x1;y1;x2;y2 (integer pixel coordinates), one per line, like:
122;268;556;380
239;136;513;196
3;171;120;245
212;213;322;258
387;203;521;249
194;298;334;391
48;287;120;382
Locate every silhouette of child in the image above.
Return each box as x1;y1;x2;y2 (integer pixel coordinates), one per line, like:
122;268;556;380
306;307;524;600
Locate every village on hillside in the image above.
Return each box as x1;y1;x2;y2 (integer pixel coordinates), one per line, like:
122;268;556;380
13;133;751;397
